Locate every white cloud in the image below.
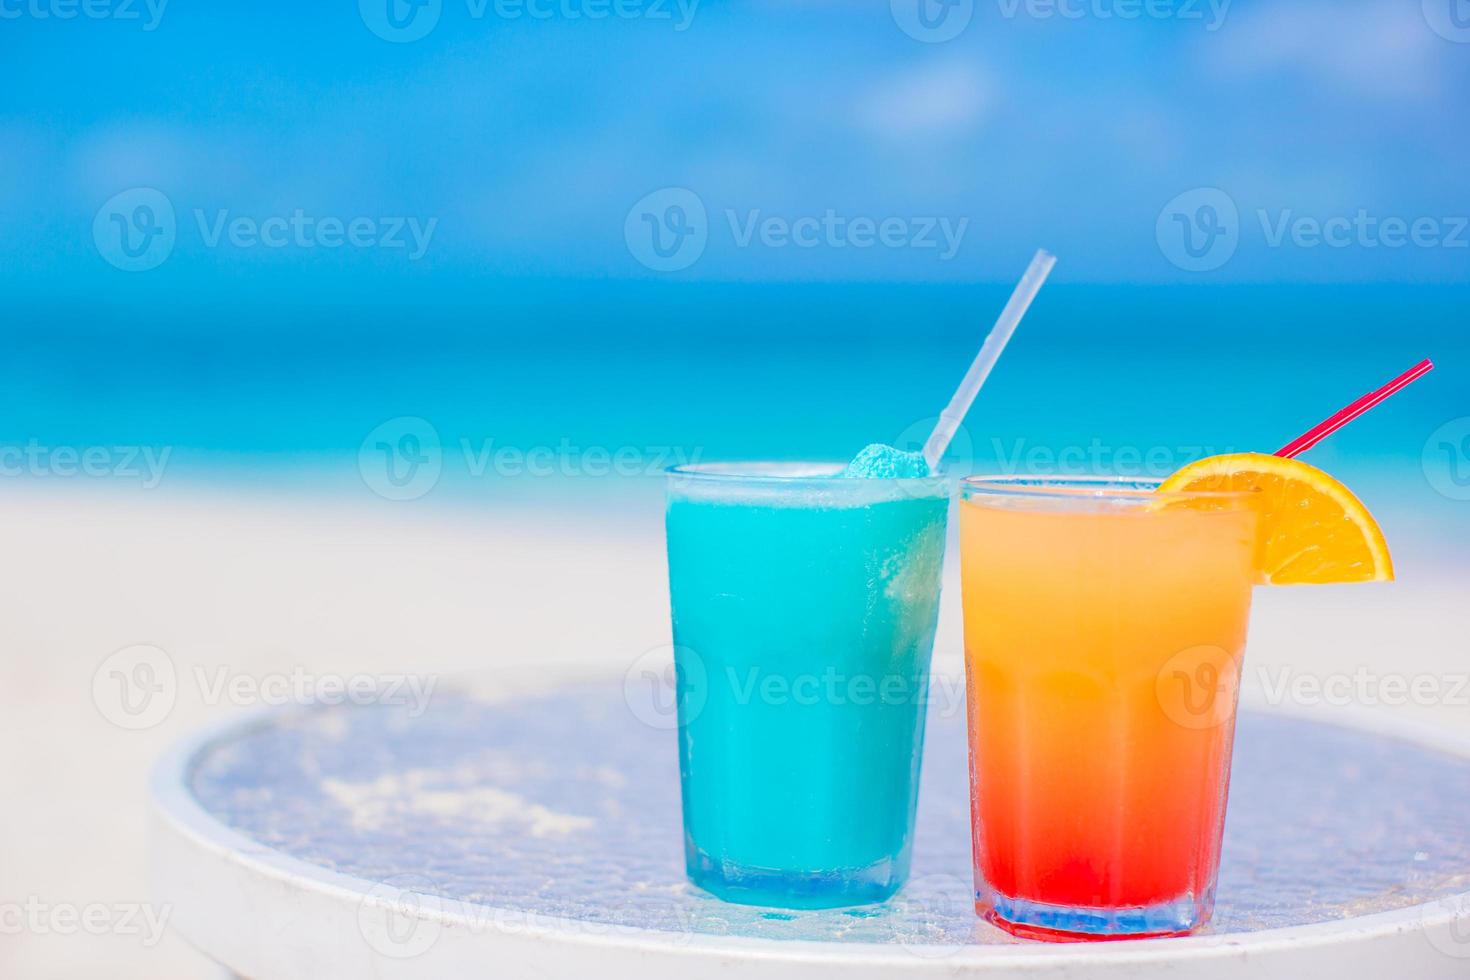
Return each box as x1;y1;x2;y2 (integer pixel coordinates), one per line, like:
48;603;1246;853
68;121;195;199
1204;0;1443;100
857;60;993;141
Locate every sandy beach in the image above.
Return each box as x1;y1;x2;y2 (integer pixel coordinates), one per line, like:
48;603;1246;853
1;481;1464;976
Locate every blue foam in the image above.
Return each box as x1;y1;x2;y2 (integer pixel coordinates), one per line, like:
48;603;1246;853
842;444;931;479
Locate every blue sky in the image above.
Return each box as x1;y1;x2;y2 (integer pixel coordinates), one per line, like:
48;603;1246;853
3;0;1468;304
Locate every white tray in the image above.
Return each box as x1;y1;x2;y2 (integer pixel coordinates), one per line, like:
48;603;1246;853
150;679;1470;978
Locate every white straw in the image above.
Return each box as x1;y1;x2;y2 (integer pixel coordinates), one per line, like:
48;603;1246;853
921;249;1056;470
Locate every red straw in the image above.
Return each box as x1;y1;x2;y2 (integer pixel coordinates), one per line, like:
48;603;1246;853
1275;358;1434;459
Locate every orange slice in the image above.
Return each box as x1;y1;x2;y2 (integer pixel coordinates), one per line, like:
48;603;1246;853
1157;453;1393;585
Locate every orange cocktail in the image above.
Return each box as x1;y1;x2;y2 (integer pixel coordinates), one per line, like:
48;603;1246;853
958;476;1258;940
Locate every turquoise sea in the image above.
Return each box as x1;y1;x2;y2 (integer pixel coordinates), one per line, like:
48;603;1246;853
4;282;1464;579
7;283;1464;549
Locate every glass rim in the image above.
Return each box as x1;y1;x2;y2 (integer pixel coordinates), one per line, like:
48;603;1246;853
960;473;1257;503
666;460;948;487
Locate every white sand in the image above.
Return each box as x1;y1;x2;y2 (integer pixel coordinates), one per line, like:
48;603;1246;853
3;484;1465;977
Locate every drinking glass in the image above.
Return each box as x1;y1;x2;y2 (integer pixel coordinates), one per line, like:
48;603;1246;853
958;476;1258;939
665;462;948;908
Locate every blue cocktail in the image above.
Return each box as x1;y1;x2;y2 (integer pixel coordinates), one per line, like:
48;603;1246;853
664;462;948;908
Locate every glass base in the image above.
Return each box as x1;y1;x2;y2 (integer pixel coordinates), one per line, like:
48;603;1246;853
686;845;904;910
979;889;1210;941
